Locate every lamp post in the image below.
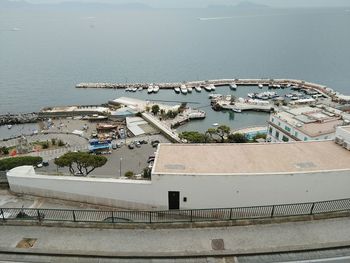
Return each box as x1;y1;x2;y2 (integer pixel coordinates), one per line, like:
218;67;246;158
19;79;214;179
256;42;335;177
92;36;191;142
119;157;122;177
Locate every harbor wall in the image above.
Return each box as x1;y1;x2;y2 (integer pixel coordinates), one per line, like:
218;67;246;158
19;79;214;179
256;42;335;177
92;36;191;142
7;166;350;210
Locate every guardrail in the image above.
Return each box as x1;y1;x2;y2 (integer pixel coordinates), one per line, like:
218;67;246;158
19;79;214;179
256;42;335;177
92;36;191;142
1;198;350;224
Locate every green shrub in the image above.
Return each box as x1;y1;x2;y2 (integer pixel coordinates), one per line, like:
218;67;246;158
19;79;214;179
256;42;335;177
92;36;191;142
143;167;151;179
124;171;134;178
42;141;49;149
0;156;43;171
51;138;57;145
58;139;64;147
0;146;9;155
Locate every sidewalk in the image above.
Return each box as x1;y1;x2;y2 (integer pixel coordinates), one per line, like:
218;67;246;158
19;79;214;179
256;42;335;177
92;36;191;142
0;217;350;257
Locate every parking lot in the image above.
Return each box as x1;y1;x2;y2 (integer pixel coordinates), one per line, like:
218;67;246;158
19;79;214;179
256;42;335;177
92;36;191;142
35;134;170;178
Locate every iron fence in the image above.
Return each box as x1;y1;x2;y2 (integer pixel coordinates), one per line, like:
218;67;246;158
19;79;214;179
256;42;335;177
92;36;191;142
1;198;350;224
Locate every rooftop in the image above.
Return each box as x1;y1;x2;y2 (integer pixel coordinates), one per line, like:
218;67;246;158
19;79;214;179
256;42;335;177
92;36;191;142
153;141;350;175
275;106;343;137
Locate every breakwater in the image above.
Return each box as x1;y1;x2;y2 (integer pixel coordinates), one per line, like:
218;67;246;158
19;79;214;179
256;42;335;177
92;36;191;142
0;113;39;126
76;78;346;101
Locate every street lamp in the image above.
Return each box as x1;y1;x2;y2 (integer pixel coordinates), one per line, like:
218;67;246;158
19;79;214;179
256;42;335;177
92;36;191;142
119;157;122;177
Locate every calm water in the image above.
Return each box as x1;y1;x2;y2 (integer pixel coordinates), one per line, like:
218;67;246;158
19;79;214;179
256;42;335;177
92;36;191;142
1;7;350;132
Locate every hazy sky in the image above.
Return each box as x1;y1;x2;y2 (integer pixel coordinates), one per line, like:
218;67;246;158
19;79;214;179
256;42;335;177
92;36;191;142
24;0;350;8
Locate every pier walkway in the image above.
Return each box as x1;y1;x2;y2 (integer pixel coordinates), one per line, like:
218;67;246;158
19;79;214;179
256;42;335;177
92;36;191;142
0;217;350;259
142;112;181;143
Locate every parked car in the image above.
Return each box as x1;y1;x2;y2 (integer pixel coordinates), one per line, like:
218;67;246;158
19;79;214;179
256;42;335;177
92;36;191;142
151;140;160;147
135;141;141;148
42;161;49;167
128;143;135;149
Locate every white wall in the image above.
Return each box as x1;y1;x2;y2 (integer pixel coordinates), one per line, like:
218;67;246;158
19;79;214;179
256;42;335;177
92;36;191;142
7;166;350;210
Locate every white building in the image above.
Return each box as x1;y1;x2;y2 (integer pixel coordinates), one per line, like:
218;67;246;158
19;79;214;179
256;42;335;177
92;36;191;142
267;106;344;142
7;126;350;210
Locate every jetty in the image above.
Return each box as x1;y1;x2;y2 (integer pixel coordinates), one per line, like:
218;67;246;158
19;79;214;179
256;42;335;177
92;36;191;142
76;78;349;102
0;112;39;126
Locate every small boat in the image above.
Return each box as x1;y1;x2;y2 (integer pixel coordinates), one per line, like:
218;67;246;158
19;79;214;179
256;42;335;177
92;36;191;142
232;108;242;113
247;93;255;98
125;88;130;92
208;93;222;99
230;83;237;90
147;85;154;94
180;84;188;94
7;124;12;129
174;87;180;93
187;86;193;93
258;84;264;89
210;84;216;91
153;85;160;93
212;123;219;126
194;86;202;92
204;85;212;92
132;87;138;92
138;87;143;91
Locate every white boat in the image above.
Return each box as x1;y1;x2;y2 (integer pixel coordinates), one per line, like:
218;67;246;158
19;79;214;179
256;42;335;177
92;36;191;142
204;85;213;92
187;86;193;93
232;108;242;113
132;87;138;92
180;84;188;94
208;93;222;99
230;83;237;90
194;86;202;92
210;84;216;91
138;87;143;91
147;85;154;94
188;110;206;119
7;124;12;129
125;88;130;92
153;85;159;93
247;93;255;98
212;123;219;126
258;84;264;89
174;87;180;93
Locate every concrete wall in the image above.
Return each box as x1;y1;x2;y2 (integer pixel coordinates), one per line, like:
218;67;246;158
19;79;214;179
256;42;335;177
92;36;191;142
7;166;350;210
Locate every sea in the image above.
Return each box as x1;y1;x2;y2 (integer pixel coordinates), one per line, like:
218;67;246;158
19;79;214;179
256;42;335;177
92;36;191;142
1;6;350;135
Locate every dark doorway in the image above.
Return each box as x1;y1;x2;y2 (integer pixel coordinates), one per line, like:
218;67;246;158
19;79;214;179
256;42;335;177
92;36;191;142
168;191;180;210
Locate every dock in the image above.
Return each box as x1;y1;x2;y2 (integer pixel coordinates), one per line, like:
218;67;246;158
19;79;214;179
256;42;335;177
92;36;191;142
75;78;349;102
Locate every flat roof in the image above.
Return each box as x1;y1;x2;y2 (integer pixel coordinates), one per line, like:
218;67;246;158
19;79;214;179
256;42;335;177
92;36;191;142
153;141;350;175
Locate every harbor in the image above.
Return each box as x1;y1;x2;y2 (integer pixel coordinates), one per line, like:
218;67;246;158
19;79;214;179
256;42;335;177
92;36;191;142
76;78;350;103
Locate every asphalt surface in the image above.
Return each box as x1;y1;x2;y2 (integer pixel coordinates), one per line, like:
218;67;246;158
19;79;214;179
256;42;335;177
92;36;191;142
1;217;350;260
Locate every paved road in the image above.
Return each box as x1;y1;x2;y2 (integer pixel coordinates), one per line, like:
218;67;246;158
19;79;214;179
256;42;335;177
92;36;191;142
1;217;350;259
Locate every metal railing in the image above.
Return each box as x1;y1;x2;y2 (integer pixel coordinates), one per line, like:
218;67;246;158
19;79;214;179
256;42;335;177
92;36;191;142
1;198;350;224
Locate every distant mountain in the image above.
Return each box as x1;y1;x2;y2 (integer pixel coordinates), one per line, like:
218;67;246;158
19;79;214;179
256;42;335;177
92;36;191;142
208;1;269;9
0;0;151;10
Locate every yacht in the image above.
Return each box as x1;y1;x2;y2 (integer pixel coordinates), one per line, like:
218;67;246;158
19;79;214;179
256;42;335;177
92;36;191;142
153;85;160;93
138;87;143;91
147;85;154;94
258;84;264;89
180;84;188;94
210;84;216;91
174;87;180;93
230;83;237;90
132;87;138;92
7;124;12;129
232;108;242;113
187;86;193;93
194;86;201;92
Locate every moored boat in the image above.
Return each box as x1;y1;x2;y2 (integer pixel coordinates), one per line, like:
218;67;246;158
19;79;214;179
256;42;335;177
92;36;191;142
187;86;193;93
180;84;188;94
174;87;180;93
153;85;160;93
194;86;201;92
230;83;237;90
147;85;154;94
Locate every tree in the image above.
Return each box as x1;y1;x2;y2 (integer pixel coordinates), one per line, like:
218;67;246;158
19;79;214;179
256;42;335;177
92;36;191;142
0;146;9;155
145;106;151;112
227;133;248;143
179;131;208;143
166;110;178;119
216;125;231;143
205;128;217;142
143;167;151;179
178;102;187;113
151;104;160;115
51;138;57;145
0;156;43;171
54;152;107;176
58;139;65;147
